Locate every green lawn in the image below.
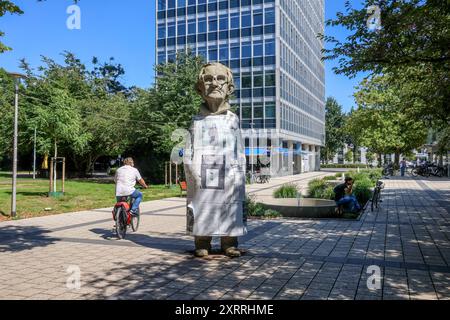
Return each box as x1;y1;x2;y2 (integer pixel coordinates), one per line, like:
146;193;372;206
0;173;182;221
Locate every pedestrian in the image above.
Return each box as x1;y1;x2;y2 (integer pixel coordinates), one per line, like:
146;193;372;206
400;158;407;176
333;177;361;213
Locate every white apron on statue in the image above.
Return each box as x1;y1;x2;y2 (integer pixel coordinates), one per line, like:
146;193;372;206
184;110;247;237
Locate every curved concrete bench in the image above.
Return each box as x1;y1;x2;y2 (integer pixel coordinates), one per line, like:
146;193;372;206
258;196;337;218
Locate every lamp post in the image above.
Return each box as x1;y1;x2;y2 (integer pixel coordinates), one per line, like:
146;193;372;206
7;72;27;218
33;127;37;179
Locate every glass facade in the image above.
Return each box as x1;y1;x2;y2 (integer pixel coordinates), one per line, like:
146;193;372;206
156;0;325;155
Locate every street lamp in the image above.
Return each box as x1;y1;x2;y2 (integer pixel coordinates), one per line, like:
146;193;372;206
7;71;27;218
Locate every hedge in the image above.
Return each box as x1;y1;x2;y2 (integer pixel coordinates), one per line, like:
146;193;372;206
321;164;370;168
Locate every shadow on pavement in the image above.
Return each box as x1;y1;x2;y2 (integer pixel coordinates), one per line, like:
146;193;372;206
0;225;59;252
89;228;194;253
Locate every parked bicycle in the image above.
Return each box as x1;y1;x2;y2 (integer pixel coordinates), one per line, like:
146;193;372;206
371;180;384;212
382;163;395;177
428;163;446;177
411;164;430;177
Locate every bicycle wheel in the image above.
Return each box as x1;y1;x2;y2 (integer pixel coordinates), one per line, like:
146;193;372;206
116;206;127;239
371;189;378;211
131;208;140;232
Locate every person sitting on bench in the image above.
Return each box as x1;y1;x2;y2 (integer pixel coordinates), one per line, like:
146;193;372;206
333;177;361;213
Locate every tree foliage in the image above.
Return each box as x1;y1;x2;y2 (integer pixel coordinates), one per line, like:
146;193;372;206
0;52;132;175
322;0;450;128
129;51;204;182
346;74;428;164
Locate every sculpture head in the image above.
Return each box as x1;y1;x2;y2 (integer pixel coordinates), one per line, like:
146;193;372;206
196;63;234;114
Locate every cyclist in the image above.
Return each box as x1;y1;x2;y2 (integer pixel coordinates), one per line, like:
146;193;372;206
114;157;148;216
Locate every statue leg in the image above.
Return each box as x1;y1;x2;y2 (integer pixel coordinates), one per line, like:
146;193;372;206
194;236;212;257
221;236;241;257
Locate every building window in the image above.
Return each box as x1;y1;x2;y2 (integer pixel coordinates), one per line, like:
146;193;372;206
253;40;263;56
253;71;263;87
219;15;228;30
168;22;176;37
253;11;263;26
230;12;240;29
230;0;240;8
177;23;186;35
158;0;166;11
265;103;276;118
158;25;166;39
241;12;251;28
265;7;275;24
208;17;217;32
219;46;228;60
265;39;275;55
230;46;240;59
242;42;251;58
188;20;196;34
242;73;252;88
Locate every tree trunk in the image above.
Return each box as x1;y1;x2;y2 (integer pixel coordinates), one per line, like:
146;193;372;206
394;150;400;167
378;153;382;167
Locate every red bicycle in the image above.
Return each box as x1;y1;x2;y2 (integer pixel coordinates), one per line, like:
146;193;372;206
112;192;140;239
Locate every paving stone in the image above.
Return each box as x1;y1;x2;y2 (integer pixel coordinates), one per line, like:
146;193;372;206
1;174;449;301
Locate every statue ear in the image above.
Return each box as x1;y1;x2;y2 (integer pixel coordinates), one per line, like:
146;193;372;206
227;83;235;96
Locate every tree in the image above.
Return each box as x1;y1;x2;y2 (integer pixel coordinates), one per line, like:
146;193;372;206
19;52;133;176
365;150;375;164
321;0;450;125
344;150;354;163
128;51;205;182
346;74;428;165
321;97;346;163
0;68;16;165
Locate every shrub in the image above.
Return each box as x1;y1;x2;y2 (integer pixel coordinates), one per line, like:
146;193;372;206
307;178;327;198
344;169;382;185
262;209;282;218
366;169;382;183
322;186;336;200
244;194;265;216
353;178;373;206
273;183;299;198
323;175;337;181
244;195;282;218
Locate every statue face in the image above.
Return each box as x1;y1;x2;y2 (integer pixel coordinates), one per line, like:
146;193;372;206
200;64;230;110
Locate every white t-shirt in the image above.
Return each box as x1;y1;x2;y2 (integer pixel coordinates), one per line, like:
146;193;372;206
114;165;142;196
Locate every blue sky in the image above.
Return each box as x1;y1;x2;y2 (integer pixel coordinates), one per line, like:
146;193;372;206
0;0;365;112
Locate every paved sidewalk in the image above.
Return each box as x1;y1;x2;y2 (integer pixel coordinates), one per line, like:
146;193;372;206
0;173;449;300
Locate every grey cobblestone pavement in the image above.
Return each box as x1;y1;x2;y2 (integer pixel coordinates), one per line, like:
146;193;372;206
0;172;449;300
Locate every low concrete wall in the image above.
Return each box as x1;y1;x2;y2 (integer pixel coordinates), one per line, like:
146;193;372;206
259;197;337;218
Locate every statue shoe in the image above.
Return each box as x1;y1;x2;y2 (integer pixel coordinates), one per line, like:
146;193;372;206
194;249;209;257
224;247;241;258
